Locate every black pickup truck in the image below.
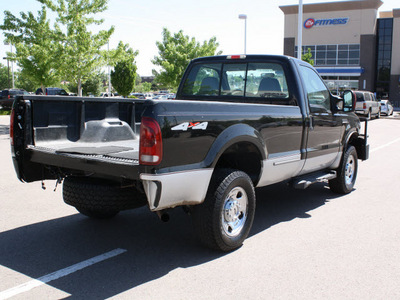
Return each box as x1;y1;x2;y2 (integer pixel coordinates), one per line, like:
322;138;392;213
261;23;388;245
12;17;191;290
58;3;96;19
10;55;368;251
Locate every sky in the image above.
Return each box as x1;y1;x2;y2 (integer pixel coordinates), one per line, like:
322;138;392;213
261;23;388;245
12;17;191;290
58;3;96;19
0;0;399;77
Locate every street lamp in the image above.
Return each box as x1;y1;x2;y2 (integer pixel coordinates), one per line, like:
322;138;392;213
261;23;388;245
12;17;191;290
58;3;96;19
2;57;10;89
238;14;247;54
4;42;14;88
107;41;112;97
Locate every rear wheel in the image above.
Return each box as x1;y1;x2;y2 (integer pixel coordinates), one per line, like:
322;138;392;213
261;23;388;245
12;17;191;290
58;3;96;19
191;169;256;252
329;146;358;194
63;176;147;219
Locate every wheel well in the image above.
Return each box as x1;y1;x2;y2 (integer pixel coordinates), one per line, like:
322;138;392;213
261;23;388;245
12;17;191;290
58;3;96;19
214;142;262;185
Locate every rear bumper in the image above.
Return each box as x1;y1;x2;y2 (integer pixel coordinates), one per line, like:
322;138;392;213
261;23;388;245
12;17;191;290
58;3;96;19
355;109;367;116
140;169;213;211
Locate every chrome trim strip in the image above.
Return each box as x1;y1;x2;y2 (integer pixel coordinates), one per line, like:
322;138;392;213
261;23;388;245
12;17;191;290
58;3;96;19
257;153;303;187
273;155;301;166
140;169;213;211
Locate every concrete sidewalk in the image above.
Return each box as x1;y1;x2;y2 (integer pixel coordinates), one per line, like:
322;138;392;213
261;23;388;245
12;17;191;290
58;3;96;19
0;115;10;126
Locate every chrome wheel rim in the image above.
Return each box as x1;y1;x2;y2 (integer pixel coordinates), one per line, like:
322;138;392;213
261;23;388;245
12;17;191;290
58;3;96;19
345;154;356;186
221;187;248;237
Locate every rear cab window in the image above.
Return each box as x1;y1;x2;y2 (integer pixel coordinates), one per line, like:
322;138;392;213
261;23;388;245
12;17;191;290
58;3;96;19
180;59;296;106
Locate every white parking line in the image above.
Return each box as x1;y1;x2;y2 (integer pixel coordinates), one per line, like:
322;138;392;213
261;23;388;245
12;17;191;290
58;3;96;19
0;248;127;300
370;137;400;153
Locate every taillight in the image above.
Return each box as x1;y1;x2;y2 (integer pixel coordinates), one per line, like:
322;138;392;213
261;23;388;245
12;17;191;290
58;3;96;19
363;103;367;109
10;108;15;146
139;117;163;165
8;95;11;99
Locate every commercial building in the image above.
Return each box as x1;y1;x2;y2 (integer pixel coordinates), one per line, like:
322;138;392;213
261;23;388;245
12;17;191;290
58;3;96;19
280;0;400;105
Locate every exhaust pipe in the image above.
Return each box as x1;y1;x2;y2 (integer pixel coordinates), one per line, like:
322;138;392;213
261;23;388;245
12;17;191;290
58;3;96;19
156;210;170;222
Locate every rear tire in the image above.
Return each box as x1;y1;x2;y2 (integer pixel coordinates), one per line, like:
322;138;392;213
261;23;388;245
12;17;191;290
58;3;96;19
191;169;256;252
329;146;358;194
63;176;147;219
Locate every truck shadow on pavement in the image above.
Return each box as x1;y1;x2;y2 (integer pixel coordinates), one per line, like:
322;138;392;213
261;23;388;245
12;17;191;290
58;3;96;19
0;124;9;136
0;182;342;298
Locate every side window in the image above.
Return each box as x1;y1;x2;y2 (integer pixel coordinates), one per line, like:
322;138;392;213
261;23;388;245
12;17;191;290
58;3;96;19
364;93;371;101
299;65;331;113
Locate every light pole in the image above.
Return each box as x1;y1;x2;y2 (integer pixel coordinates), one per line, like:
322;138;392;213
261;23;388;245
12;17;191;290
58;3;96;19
108;41;112;97
2;57;10;89
238;14;247;54
297;0;303;59
4;42;14;88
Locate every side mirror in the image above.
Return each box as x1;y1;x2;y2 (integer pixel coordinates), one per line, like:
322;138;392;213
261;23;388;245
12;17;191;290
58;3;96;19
342;90;356;112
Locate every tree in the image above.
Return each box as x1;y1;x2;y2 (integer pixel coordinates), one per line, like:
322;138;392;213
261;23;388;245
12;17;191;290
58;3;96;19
302;48;314;66
15;71;37;92
0;63;10;90
106;41;139;68
111;60;137;97
38;0;114;96
136;82;152;93
152;28;222;90
0;7;61;92
68;71;105;96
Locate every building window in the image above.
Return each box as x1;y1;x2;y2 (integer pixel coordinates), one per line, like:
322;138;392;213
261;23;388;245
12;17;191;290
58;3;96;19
375;18;393;98
295;44;360;66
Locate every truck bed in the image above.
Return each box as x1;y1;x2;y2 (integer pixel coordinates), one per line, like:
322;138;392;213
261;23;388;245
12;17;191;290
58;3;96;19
13;95;143;180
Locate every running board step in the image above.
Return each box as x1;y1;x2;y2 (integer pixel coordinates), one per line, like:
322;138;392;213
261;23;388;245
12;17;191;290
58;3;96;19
290;171;337;189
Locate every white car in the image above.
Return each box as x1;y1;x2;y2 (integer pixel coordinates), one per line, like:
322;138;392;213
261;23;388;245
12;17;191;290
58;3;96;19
380;100;394;116
355;91;381;119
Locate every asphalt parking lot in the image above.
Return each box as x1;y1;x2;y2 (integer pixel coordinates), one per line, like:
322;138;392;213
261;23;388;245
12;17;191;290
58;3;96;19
1;114;400;299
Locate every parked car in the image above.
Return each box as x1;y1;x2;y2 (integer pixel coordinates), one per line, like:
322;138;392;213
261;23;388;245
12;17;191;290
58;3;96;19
355;90;381;119
100;92;114;97
0;89;30;110
35;87;69;96
130;93;145;99
380;99;394;116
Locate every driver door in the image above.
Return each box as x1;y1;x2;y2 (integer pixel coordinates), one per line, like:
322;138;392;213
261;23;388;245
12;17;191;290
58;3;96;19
299;65;343;174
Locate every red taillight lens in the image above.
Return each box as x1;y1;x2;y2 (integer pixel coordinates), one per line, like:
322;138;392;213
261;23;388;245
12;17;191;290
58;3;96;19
139;117;163;165
10;109;15;146
8;95;11;99
363;103;367;109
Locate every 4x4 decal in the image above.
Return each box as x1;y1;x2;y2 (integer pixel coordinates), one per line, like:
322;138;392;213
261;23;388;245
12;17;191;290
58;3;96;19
171;122;208;131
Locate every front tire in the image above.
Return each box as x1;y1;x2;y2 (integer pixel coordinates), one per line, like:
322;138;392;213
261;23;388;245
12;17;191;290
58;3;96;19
192;169;256;252
329;146;358;194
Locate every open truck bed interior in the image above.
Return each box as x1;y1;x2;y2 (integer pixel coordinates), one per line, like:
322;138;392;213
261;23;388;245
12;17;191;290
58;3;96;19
18;96;143;179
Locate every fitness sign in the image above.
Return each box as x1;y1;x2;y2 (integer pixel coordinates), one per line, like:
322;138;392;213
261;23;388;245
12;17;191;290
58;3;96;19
304;17;349;29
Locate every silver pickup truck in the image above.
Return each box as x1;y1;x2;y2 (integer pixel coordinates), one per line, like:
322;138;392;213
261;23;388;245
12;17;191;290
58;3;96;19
355;90;381;119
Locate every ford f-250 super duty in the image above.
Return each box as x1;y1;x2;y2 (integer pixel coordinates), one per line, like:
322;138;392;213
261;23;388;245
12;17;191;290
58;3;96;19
10;55;369;251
